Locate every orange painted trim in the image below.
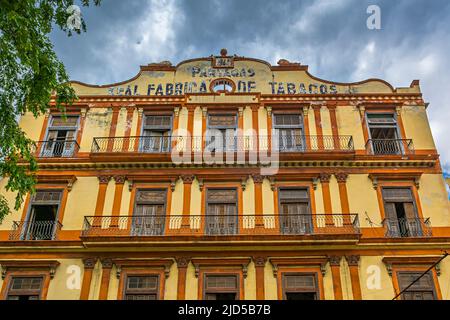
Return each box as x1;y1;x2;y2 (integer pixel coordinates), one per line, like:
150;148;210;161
337;182;350;213
252;106;259;152
254;259;266;299
111;183;124;215
328;104;340;150
187;106;195;135
348;265;362;300
391;266;442;300
106;108;120;152
276;267;325;300
312;105;324;149
198;268;244;300
117;269;166;300
0;271;51;300
121;108;135;151
38;115;50;142
330;265;343;300
177;267;187;300
79;269;93;300
94;183;109;216
375;181;424;221
98;266;112;300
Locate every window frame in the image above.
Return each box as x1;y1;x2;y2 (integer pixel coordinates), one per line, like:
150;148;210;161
139;113;173;153
281;272;320;300
131;188;168;236
42;115;80;157
392;267;442;300
123;274;160;300
23;189;64;241
201;272;241;300
1;271;51;300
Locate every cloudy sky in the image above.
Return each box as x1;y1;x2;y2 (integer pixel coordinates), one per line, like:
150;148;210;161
51;0;450;170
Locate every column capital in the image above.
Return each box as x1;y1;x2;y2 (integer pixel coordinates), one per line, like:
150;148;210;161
319;173;331;183
180;175;195;184
251;174;264;184
302;105;310;117
328;255;342;266
265;106;272;117
100;258;113;269
174;107;180;117
335;172;348;183
176;257;191;269
98;176;111;184
83;258;97;269
345;255;360;266
113;175;127;184
201;106;208;118
253;256;267;267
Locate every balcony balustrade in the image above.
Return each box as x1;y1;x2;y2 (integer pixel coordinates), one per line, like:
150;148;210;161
81;214;360;238
91;135;354;154
9;220;62;240
365;139;414;156
34;140;79;158
383;217;432;238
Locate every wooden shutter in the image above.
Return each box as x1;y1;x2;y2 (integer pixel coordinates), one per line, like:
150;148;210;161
125;275;159;300
32;190;62;204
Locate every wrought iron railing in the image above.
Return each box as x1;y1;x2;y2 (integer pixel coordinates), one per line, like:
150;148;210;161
383;217;432;238
81;214;360;237
91;135;354;153
365;139;414;155
9;220;62;240
34;140;79;158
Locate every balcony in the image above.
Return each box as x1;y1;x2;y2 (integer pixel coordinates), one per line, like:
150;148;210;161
34;140;79;158
81;214;360;238
9;220;62;241
365;139;414;156
383;217;432;238
91;135;354;154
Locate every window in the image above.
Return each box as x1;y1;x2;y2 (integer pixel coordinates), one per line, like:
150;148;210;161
397;272;437;300
23;190;62;240
204;275;238;300
206;114;237;152
132;190;167;236
6;277;43;300
382;188;421;237
211;79;235;93
140;115;172;152
366;113;402;154
282;273;319;300
42;116;79;157
278;188;312;234
273;114;304;152
124;275;159;300
205;189;238;235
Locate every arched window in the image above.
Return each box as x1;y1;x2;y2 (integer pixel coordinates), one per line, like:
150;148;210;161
210;78;235;93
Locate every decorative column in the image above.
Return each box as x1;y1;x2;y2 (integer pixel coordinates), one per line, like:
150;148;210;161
107;107;120;152
201;107;207;153
303;105;311;150
172;107;180;151
187;106;196;156
312;104;324;150
319;173;333;226
328;255;343;300
253;256;267;300
327;102;340;150
176;257;190;300
133;107;144;151
335;172;351;225
111;175;126;228
79;258;97;300
94;176;111;216
112;175;126;215
252;174;264;229
251;106;259;155
180;175;195;231
76;108;87;150
345;255;362;300
265;107;272;154
99;258;113;300
238;107;245;154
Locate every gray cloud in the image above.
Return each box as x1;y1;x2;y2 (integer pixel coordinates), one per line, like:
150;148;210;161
50;0;450;168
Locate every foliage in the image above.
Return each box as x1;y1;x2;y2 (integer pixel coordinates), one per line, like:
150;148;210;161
0;0;100;222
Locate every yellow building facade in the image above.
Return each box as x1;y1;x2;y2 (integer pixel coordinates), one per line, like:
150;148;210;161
0;51;449;300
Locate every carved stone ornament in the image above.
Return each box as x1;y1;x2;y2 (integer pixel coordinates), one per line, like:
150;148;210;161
181;175;195;184
345;255;360;266
319;173;331;183
101;258;113;269
98;176;111;184
176;257;191;269
335;172;348;183
83;258;97;269
328;255;342;266
253;256;267;267
113;175;126;184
